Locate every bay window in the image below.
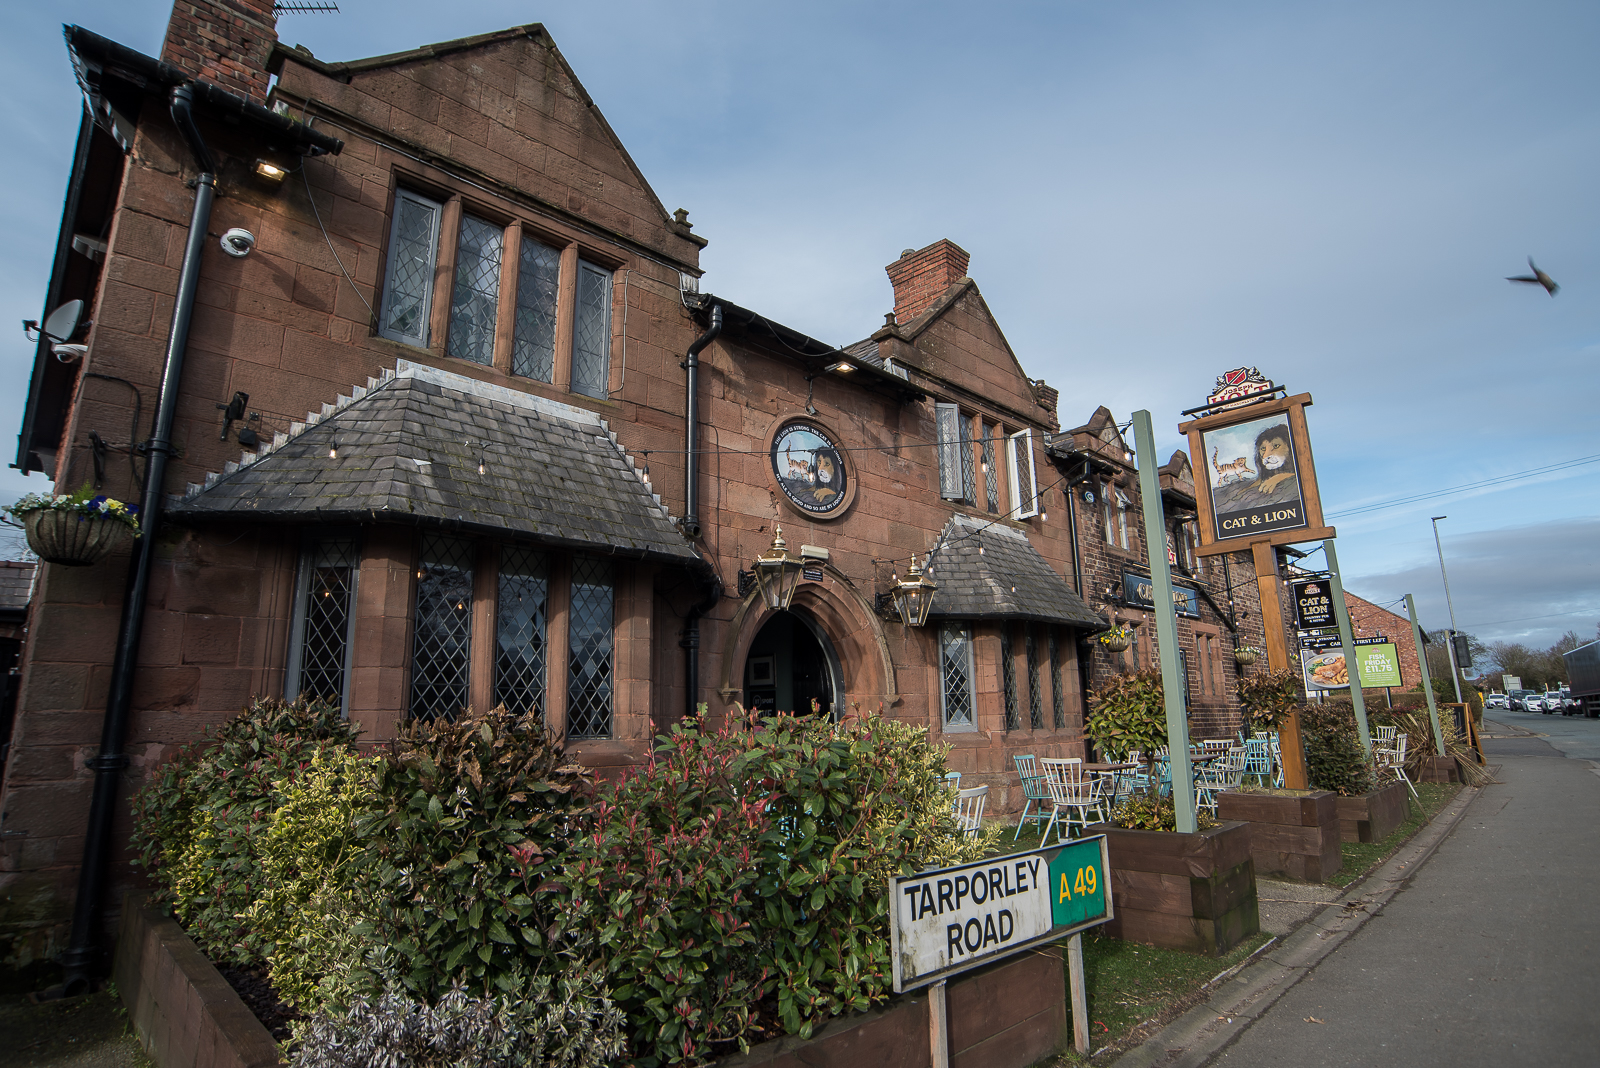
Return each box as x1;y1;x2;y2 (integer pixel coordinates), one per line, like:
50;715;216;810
286;535;359;714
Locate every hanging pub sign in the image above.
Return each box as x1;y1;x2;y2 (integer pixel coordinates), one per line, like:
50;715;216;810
1177;371;1335;556
1122;570;1201;619
1292;579;1336;630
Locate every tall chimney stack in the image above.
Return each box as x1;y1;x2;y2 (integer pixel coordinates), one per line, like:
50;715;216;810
885;239;971;325
161;0;279;103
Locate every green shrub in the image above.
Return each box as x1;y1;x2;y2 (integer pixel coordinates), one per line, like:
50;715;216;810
1086;670;1168;761
560;708;991;1066
1109;791;1217;832
129;696;360;965
1300;700;1377;796
352;705;594;1001
289;971;627;1068
1237;670;1303;733
243;747;381;1013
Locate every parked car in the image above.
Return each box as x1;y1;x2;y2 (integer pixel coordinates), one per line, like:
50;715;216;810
1525;695;1546;713
1486;693;1508;709
1508;690;1530;711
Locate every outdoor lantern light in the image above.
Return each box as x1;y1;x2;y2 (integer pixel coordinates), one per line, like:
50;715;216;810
891;553;938;627
751;525;806;611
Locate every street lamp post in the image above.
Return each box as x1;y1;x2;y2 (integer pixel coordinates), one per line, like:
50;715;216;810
1431;516;1464;705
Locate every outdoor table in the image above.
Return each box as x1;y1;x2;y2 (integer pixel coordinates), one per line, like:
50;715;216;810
1084;761;1139;801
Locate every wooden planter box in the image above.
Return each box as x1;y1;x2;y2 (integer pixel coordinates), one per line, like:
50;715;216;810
1217;788;1342;883
1083;820;1259;957
1335;781;1409;843
1420;754;1460;783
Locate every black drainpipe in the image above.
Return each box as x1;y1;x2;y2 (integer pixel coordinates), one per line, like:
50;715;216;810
59;84;215;996
682;304;721;539
679;305;723;720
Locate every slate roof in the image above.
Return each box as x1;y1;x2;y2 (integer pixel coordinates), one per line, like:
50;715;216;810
168;361;699;565
0;561;35;619
925;513;1106;628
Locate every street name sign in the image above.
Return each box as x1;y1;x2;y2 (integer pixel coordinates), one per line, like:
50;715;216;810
889;836;1112;993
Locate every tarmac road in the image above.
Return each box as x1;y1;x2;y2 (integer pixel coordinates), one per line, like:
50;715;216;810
1203;727;1600;1067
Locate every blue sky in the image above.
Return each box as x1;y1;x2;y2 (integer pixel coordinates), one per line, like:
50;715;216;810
2;1;1596;654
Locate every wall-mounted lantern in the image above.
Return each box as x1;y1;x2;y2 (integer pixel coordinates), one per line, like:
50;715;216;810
891;554;938;627
751;525;806;612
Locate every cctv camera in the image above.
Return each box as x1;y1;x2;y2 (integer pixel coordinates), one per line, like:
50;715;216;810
52;343;87;364
220;228;256;257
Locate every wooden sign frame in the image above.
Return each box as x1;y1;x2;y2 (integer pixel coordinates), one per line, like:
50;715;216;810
1179;393;1335;557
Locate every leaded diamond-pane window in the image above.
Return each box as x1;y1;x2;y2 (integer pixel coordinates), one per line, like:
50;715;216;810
448;215;504;366
571;261;612;399
410;534;474;722
1049;628;1066;729
513;238;560;382
380;190;441;346
959;413;976;505
940;623;975;731
496;546;548;720
566;557;614;739
982;423;1000;514
289;537;358;713
1001;625;1019;731
1026;626;1043;730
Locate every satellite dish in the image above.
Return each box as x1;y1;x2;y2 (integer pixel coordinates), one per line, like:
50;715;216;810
41;300;84;343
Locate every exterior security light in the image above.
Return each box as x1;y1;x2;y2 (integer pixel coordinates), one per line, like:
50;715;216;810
892;553;938;627
254;159;287;182
751;525;806;612
825;361;856;374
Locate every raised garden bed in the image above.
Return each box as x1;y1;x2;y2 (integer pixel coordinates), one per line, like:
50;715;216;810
1334;780;1409;843
1420;754;1460;783
1217;787;1342;883
1084;820;1259;957
715;945;1065;1068
113;891;284;1068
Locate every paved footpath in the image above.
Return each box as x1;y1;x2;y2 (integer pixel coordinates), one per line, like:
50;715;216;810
1114;725;1600;1068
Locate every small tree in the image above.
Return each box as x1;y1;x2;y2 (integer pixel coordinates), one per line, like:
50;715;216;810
1086;670;1168;792
1237;669;1302;734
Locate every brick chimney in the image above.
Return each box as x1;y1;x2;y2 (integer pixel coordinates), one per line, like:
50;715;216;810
161;0;279;103
885;239;971;325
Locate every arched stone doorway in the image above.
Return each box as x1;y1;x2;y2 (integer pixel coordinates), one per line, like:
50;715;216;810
742;608;843;719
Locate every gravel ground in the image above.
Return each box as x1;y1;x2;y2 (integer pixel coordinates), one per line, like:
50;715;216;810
0;990;153;1068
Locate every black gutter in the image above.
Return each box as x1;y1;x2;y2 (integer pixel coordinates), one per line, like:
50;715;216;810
65;25;343;157
691;294;924;401
58;84;216;997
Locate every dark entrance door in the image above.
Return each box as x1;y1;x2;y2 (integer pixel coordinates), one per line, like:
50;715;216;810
742;610;836;718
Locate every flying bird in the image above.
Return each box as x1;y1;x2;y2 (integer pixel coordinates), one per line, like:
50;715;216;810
1507;257;1559;296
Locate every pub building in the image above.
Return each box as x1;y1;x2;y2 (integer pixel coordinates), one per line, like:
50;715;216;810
1049;409;1270;743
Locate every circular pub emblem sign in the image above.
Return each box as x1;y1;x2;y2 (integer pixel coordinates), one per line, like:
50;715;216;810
771;421;848;516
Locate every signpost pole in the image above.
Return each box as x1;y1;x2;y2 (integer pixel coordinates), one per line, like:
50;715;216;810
1133;410;1197;831
1406;594;1447;756
1252;539;1309;789
928;979;949;1068
1068;933;1089;1055
1323;539;1372;755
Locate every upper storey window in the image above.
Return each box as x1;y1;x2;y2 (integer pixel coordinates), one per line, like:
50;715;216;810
936;404;1039;519
380;188;615;399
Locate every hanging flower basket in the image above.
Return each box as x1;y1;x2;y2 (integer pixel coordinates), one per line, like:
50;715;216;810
1097;624;1133;653
7;490;140;567
1234;646;1260;666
